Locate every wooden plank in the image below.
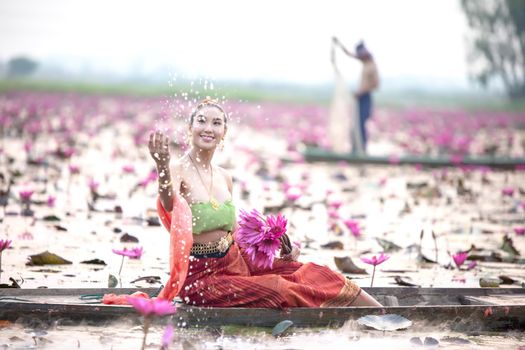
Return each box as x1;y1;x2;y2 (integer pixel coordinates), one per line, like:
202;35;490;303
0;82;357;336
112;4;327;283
2;287;523;298
0;301;523;331
302;147;525;169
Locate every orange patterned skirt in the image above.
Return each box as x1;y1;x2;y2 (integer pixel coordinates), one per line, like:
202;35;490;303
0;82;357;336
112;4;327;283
180;243;361;308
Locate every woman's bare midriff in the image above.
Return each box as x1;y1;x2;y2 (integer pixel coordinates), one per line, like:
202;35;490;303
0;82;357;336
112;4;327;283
192;229;231;244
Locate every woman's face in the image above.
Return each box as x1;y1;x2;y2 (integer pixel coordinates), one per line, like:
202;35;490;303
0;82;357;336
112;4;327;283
189;106;227;150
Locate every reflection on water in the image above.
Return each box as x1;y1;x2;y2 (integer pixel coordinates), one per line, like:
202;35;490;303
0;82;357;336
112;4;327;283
1;320;524;349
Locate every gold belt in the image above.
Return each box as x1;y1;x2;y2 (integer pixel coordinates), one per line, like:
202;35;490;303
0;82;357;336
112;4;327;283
190;232;233;256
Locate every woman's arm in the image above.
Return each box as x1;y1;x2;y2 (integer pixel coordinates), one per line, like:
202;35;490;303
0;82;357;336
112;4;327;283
148;131;182;212
332;37;357;59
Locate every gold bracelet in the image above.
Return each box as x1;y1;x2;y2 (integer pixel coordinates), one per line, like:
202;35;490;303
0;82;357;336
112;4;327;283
159;179;172;188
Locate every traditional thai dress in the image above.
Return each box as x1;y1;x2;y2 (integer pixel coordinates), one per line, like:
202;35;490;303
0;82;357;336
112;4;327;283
156;196;361;308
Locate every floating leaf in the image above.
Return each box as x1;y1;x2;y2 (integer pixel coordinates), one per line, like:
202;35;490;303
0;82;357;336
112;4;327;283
498;275;517;285
479;278;500;288
357;314;412;331
321;241;344;250
42;215;61;221
271;320;293;337
334;256;367;274
53;225;67;231
80;258;107;265
108;274;118;288
394;276;419;287
120;233;139;243
501;235;520;256
376;238;402;253
26;251;72;266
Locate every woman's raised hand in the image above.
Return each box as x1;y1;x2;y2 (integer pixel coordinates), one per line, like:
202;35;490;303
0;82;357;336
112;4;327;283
148;131;171;168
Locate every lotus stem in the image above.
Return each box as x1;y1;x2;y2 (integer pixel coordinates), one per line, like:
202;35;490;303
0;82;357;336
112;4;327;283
141;316;150;350
370;265;376;287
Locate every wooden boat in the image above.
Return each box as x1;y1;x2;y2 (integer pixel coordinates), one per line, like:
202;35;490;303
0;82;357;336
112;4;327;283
301;146;525;169
1;287;524;331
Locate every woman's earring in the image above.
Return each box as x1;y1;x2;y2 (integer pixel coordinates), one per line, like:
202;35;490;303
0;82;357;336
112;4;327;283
187;132;192;145
219;138;225;151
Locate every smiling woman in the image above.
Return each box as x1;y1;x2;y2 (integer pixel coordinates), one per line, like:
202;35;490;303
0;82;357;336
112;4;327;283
148;98;382;308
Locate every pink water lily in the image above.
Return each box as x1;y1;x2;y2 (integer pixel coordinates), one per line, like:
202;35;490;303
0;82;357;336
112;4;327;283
112;247;143;279
514;227;525;236
237;209;287;269
112;247;143;259
19;189;34;202
343;219;361;237
47;195;56;207
126;296;177;317
501;187;514;197
68;164;80;174
0;239;11;252
126;296;176;350
361;252;389;266
285;186;302;202
360;252;390;287
122;164;135;174
0;239;12;281
452;251;468;268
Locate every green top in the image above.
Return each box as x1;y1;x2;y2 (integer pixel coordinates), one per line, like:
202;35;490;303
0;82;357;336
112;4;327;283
190;200;236;234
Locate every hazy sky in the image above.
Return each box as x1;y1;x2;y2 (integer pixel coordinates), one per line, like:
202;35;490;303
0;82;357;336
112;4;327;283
0;0;470;87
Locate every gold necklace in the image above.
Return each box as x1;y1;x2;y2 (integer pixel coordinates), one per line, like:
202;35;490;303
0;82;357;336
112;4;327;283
188;154;220;210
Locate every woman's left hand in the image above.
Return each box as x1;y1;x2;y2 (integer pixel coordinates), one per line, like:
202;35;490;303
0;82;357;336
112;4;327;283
281;245;300;261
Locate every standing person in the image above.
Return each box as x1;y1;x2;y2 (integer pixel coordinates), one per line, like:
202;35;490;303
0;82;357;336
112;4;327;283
148;98;382;308
332;37;380;153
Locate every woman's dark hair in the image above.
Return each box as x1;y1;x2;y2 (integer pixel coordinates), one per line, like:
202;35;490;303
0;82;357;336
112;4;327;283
189;98;228;125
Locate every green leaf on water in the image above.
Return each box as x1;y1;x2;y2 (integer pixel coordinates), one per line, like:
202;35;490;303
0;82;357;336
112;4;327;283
376;238;402;253
479;278;500;288
500;235;520;256
26;251;72;266
108;274;118;288
272;320;293;337
42;215;61;222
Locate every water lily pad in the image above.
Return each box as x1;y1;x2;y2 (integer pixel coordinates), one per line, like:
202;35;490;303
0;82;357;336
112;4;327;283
42;215;61;221
334;256;367;274
80;258;107;265
479;278;500;288
108;274;118;288
376;238;402;252
271;320;293;337
321;241;344;250
26;251;72;266
120;233;139;243
357;314;412;331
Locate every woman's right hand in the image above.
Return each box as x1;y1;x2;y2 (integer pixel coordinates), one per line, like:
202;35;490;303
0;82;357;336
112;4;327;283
148;131;171;168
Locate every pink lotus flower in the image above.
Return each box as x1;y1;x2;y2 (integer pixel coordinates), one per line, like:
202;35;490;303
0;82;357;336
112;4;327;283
122;164;135;174
68;164;80;175
0;239;11;252
126;296;177;317
113;246;144;279
47;195;56;207
343;219;361;237
360;252;390;287
361;252;389;266
88;178;99;192
112;247;143;259
237;209;287;269
0;239;12;281
502;187;514;197
328;209;339;219
285;186;302;202
19;189;34;202
328;199;342;209
452;251;468;268
467;260;477;270
514;227;525;236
